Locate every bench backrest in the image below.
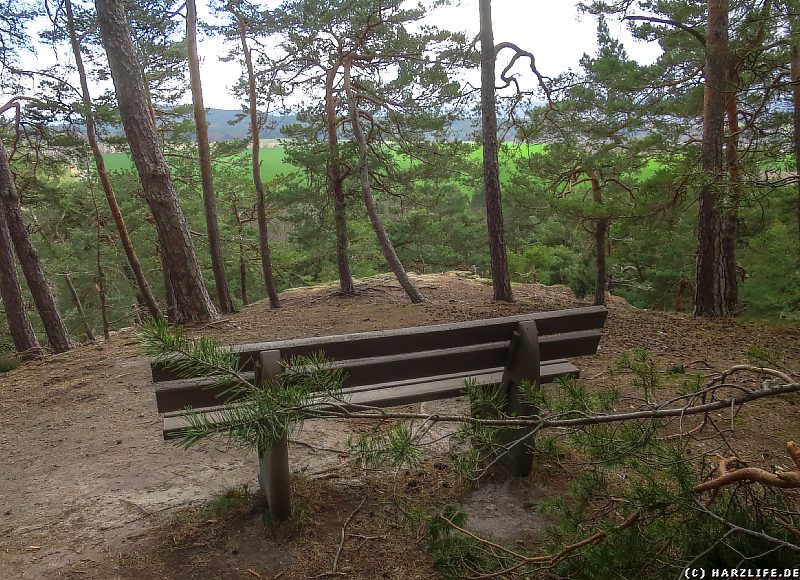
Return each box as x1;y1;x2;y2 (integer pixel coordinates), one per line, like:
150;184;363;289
152;305;607;414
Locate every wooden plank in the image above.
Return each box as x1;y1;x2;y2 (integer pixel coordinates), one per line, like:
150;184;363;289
151;306;607;381
154;326;598;413
162;361;579;437
539;329;601;361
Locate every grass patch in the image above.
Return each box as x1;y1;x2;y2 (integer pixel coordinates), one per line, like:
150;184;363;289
0;355;20;373
200;483;253;518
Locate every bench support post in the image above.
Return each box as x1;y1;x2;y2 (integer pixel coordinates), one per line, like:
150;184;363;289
498;321;540;477
255;350;292;521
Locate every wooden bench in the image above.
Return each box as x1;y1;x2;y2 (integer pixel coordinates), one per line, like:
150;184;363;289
151;305;607;520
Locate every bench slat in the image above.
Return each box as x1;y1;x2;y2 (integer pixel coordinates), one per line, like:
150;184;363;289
154;326;599;414
151;306;607;382
161;360;579;438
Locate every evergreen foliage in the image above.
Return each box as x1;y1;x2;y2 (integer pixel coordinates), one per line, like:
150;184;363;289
140;319;346;451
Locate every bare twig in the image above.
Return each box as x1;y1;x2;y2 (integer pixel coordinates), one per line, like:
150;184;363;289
332;497;366;573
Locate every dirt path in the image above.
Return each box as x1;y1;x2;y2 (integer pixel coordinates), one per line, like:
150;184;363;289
1;273;798;579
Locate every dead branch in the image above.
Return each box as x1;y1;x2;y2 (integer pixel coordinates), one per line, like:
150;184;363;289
331;497;366;574
494;42;552;106
303;380;800;429
694;442;800;494
717;365;794;385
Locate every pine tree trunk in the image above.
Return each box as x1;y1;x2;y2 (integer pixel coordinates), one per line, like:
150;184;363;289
231;200;249;305
694;0;730;317
343;59;423;304
65;0;161;321
0;139;72;353
325;64;356;295
231;8;280;309
791;12;800;251
96;0;218;324
588;171;607;306
63;274;95;342
0;210;41;359
722;63;740;314
239;242;249;306
91;190;111;339
479;0;513;302
96;261;110;340
156;241;178;322
187;0;236;314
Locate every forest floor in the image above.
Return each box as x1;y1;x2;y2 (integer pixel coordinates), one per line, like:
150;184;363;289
1;272;799;579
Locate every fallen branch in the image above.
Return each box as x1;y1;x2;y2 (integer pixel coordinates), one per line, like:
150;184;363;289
694;442;800;494
303;381;800;430
332;497;366;574
718;365;794;385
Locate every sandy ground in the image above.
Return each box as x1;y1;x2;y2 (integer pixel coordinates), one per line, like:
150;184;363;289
1;272;798;579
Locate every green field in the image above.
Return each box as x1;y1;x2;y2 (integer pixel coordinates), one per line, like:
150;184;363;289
102;142;661;185
103;146;296;182
102;143;545;184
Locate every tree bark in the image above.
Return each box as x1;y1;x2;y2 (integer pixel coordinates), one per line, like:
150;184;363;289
343;58;423;304
65;0;161;321
0;210;41;359
0;139;72;352
694;0;730;317
90;189;111;339
187;0;236;314
325;64;356;295
588;171;607;306
790;8;800;251
722;62;740;314
231;7;280;308
96;258;110;340
232;201;249;305
479;0;513;302
239;242;248;306
156;241;178;322
63;273;95;342
96;0;218;324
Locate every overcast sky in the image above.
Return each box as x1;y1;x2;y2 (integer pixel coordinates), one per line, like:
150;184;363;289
192;0;663;110
10;0;663;111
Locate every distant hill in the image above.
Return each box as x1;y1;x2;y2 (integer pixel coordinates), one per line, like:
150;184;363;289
203;109;299;141
202;108;485;142
90;108;531;143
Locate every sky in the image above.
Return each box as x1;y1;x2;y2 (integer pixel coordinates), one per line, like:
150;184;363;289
10;0;663;112
192;0;663;110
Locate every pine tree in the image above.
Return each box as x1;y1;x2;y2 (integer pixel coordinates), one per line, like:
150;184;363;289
186;0;236;314
95;0;219;324
479;0;513;302
226;0;281;309
0;209;41;359
0;137;72;352
62;0;162;321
